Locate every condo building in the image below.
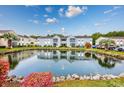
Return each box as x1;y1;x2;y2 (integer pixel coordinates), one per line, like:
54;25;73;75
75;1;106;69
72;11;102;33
0;30;92;47
37;35;92;47
96;37;124;46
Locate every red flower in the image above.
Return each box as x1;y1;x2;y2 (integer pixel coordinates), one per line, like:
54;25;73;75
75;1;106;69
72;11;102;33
0;59;10;86
21;72;53;87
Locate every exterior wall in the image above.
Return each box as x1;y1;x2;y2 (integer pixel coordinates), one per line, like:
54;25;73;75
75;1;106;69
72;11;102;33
53;36;61;47
67;36;76;47
0;38;8;47
16;37;30;46
96;37;124;46
75;38;92;47
113;39;124;46
0;30;16;47
37;38;53;47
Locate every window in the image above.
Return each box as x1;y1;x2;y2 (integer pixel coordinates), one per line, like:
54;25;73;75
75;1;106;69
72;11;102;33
70;38;75;42
53;38;58;42
61;38;66;41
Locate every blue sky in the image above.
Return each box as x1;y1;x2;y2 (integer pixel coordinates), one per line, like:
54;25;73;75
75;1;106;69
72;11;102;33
0;5;124;36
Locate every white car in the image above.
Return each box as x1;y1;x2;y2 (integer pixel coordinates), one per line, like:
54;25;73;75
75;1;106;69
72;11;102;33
115;46;124;51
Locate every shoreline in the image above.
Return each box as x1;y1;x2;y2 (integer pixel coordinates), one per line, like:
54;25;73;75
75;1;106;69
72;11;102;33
2;73;124;87
0;47;124;59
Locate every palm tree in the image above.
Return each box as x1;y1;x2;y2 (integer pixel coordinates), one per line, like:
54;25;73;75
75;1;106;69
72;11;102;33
3;33;18;48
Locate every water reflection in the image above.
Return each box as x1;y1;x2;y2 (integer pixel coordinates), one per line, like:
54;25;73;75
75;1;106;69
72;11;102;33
37;50;92;63
5;50;123;69
92;53;121;69
0;50;124;77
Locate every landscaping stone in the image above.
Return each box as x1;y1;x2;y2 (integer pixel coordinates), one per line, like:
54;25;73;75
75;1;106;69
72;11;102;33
52;76;56;82
79;76;84;80
72;74;80;80
119;73;124;77
56;77;60;82
66;74;72;80
59;76;65;81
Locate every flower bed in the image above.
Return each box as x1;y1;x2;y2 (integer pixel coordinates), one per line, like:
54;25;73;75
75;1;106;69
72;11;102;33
21;72;53;87
0;59;9;86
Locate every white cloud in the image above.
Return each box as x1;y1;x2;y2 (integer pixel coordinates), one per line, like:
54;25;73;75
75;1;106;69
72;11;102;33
94;22;106;27
47;30;52;33
65;6;87;18
104;9;113;14
45;17;58;24
58;8;64;16
43;14;48;17
45;6;53;13
111;12;118;16
28;19;40;24
104;6;122;14
61;27;65;32
113;6;121;10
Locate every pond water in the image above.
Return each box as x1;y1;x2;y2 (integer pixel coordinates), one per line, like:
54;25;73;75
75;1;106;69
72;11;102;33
1;50;124;77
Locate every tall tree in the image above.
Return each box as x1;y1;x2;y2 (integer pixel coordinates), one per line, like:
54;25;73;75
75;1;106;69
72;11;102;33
92;32;102;45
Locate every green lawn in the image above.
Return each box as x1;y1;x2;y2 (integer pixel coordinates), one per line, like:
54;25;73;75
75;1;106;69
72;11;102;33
0;47;124;56
54;78;124;87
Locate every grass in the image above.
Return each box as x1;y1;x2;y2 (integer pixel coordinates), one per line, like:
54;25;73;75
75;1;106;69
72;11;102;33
0;47;124;60
54;77;124;87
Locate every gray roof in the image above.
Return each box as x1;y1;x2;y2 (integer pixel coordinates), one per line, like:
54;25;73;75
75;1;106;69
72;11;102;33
75;36;91;38
0;30;15;33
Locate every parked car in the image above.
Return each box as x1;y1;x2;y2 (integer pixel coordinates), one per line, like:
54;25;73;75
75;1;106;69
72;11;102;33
97;45;105;49
108;45;116;50
115;46;124;51
92;45;97;48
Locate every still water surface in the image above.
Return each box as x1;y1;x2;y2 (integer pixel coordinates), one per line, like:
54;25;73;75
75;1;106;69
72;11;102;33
1;50;124;77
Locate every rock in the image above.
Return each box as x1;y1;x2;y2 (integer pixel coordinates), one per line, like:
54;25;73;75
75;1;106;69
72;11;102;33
66;74;73;80
119;73;124;77
59;76;65;81
56;77;60;82
83;75;87;80
18;76;24;80
86;76;90;80
11;75;16;78
92;75;100;80
12;78;18;82
72;74;80;80
79;76;84;80
52;76;56;82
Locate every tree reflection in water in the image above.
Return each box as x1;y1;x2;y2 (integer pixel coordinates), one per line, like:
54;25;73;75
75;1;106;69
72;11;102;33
7;51;36;70
84;52;91;58
92;53;121;69
8;54;19;70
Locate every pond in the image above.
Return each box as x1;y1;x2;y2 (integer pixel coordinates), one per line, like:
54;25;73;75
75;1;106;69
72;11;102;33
0;50;124;77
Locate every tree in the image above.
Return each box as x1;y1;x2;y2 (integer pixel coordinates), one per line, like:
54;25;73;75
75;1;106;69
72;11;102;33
92;32;102;45
99;39;115;49
3;33;18;48
84;42;92;48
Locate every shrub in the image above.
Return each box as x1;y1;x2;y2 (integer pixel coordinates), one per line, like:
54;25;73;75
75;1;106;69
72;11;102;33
85;42;92;49
21;72;53;87
0;60;10;86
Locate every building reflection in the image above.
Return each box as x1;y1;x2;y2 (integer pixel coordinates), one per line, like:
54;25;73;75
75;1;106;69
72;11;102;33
37;50;92;62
